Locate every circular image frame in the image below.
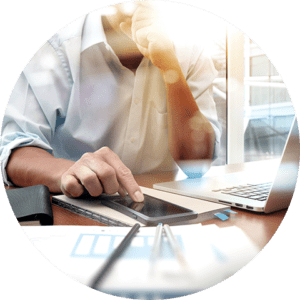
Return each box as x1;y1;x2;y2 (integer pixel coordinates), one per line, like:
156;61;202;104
2;1;298;299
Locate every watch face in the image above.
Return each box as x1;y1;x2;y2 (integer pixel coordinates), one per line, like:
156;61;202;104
0;0;299;299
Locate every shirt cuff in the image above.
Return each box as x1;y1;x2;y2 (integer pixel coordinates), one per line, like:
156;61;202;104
0;132;53;186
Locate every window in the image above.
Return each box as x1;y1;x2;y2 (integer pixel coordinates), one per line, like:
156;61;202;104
244;38;295;162
226;26;295;164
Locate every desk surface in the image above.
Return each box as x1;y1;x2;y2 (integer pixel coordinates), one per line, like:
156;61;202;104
52;159;288;251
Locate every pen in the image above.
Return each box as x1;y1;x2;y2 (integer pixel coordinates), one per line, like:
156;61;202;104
163;224;190;271
148;223;163;276
150;223;163;262
90;223;140;289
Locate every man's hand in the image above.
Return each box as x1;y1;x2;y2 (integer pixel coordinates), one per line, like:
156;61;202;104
117;2;216;162
119;2;178;72
60;147;144;202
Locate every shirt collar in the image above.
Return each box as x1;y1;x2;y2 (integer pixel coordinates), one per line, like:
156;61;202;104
80;9;151;69
81;9;107;52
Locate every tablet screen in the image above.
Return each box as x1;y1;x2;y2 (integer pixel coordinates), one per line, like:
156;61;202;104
105;194;193;218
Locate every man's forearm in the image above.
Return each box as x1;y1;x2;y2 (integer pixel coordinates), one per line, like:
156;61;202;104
161;61;215;161
6;147;75;193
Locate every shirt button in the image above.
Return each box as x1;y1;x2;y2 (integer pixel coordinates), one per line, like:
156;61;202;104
130;137;135;143
134;98;139;104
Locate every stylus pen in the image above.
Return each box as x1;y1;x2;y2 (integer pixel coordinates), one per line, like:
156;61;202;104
150;223;163;262
148;223;163;276
163;224;190;271
90;223;140;289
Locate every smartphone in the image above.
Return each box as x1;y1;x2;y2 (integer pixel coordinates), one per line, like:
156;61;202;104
100;193;198;226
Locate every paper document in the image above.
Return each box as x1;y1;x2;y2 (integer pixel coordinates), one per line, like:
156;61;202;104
23;224;259;299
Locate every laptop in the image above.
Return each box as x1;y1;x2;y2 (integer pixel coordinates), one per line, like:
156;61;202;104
154;118;299;213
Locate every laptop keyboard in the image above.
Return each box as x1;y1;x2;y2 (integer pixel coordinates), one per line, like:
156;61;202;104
212;182;272;201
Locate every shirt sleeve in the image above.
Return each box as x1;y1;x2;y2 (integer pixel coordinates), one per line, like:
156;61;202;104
0;40;72;186
186;44;222;161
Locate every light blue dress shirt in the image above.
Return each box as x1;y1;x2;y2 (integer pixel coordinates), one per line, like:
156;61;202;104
0;9;221;185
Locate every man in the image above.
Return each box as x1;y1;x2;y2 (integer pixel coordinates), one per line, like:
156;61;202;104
0;2;220;202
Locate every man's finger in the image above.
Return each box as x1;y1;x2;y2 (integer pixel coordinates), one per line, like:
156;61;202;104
74;165;103;197
132;17;156;29
115;164;144;202
120;20;132;40
61;174;84;198
135;26;153;48
96;147;144;202
118;183;128;197
84;160;120;195
136;43;149;60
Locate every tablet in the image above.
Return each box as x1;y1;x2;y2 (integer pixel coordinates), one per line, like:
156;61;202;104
100;193;198;226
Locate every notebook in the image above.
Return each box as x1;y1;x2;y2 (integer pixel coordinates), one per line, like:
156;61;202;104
52;186;231;226
6;185;53;225
154;118;299;213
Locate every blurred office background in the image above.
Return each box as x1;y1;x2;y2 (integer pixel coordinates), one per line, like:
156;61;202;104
12;1;291;170
199;12;295;166
242;38;294;162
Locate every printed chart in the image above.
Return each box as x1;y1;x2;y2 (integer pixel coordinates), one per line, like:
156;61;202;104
70;233;184;260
